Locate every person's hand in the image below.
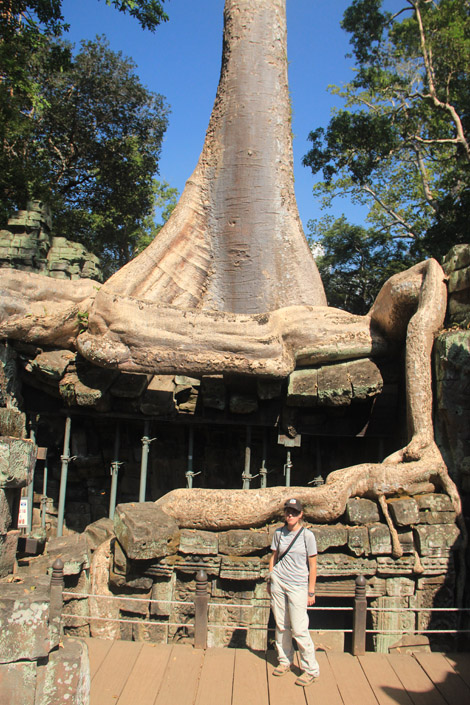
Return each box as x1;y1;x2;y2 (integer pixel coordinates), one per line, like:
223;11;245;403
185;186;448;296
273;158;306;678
307;593;316;606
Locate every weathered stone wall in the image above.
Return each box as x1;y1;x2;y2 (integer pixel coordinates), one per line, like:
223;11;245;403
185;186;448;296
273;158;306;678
436;245;470;517
20;494;459;653
0;201;102;281
0;573;90;704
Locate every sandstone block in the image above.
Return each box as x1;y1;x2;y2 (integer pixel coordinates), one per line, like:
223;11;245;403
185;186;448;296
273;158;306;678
0;488;14;533
218;529;270;555
83;517;115;552
418;510;456;525
112;538;128;577
386;577;415;597
369;524;392;555
46;534;90;575
371;596;415;653
139;375;176;415
317;362;352;406
346;498;380;524
179;529;219;555
0;408;26;437
311;525;348;553
442;243;470;273
119;591;151;616
0;576;57;663
387;498;419;526
0;437;37;488
348;526;370;556
415;493;454;512
448;264;470;294
114;502;179;561
349;358;383;400
0;529;20;578
34;638;90;705
0;661;36;705
448;289;470;320
413;524;460;557
317;553;377;576
150;575;175;617
149;552;221;578
287;369;318;407
219;555;261;580
398;530;415;554
25;350;74;384
376;556;416;575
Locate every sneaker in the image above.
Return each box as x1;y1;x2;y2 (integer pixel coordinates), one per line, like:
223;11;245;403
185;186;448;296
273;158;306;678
272;663;292;677
295;672;319;687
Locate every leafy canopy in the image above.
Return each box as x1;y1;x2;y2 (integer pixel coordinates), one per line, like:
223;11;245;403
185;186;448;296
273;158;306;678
0;1;171;275
303;0;470;311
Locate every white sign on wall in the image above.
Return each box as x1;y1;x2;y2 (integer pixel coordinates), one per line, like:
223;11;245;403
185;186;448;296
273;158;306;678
18;497;29;528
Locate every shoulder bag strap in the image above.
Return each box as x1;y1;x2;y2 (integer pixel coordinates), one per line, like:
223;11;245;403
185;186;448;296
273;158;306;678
275;527;304;565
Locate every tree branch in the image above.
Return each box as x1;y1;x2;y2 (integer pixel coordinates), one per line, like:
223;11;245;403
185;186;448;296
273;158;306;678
413;0;470;160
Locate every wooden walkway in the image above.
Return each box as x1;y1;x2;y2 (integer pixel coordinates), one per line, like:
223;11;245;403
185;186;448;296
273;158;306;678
83;638;470;705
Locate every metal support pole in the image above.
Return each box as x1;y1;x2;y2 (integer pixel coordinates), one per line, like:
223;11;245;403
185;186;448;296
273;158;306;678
57;416;72;537
41;455;48;529
353;574;367;655
242;426;252;489
283;450;292;487
194;568;209;649
260;429;268;488
139;421;155;503
26;419;37;533
109;422;121;520
185;426;201;487
187;425;194;475
50;557;64;639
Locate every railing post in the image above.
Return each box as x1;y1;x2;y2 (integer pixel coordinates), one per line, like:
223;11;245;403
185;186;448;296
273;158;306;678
194;569;209;649
50;558;64;639
353;574;367;655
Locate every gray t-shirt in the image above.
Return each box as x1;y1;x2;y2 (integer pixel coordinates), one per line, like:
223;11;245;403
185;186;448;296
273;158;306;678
271;526;317;586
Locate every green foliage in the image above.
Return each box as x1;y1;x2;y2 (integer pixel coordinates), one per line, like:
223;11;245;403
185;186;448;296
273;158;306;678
0;0;169;272
39;37;169;274
134;179;179;254
0;31;170;274
308;216;412;314
102;1;168;32
304;0;470;289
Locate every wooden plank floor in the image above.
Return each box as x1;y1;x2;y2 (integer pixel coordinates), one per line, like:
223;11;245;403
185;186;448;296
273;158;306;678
83;639;470;705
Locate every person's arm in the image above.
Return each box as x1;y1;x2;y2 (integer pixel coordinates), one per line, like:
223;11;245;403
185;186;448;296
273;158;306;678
267;548;278;594
307;554;317;606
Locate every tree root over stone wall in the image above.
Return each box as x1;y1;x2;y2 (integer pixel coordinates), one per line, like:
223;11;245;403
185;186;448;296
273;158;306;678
155;442;467;605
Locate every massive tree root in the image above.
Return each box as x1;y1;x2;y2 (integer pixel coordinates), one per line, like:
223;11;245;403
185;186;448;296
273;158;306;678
155;444;461;530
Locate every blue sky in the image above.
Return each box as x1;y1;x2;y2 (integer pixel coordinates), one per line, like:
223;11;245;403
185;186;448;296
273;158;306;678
61;0;366;233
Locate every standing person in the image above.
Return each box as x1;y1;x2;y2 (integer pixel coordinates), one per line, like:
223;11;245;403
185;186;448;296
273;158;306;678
267;498;319;687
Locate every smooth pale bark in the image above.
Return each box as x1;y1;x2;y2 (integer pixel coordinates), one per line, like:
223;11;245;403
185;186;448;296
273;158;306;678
0;270;97;348
99;0;326;313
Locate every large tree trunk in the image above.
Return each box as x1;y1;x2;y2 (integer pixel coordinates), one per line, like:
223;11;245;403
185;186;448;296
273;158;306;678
91;0;326;313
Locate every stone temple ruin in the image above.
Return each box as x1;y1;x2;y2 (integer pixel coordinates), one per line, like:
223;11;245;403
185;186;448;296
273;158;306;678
0;1;469;694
